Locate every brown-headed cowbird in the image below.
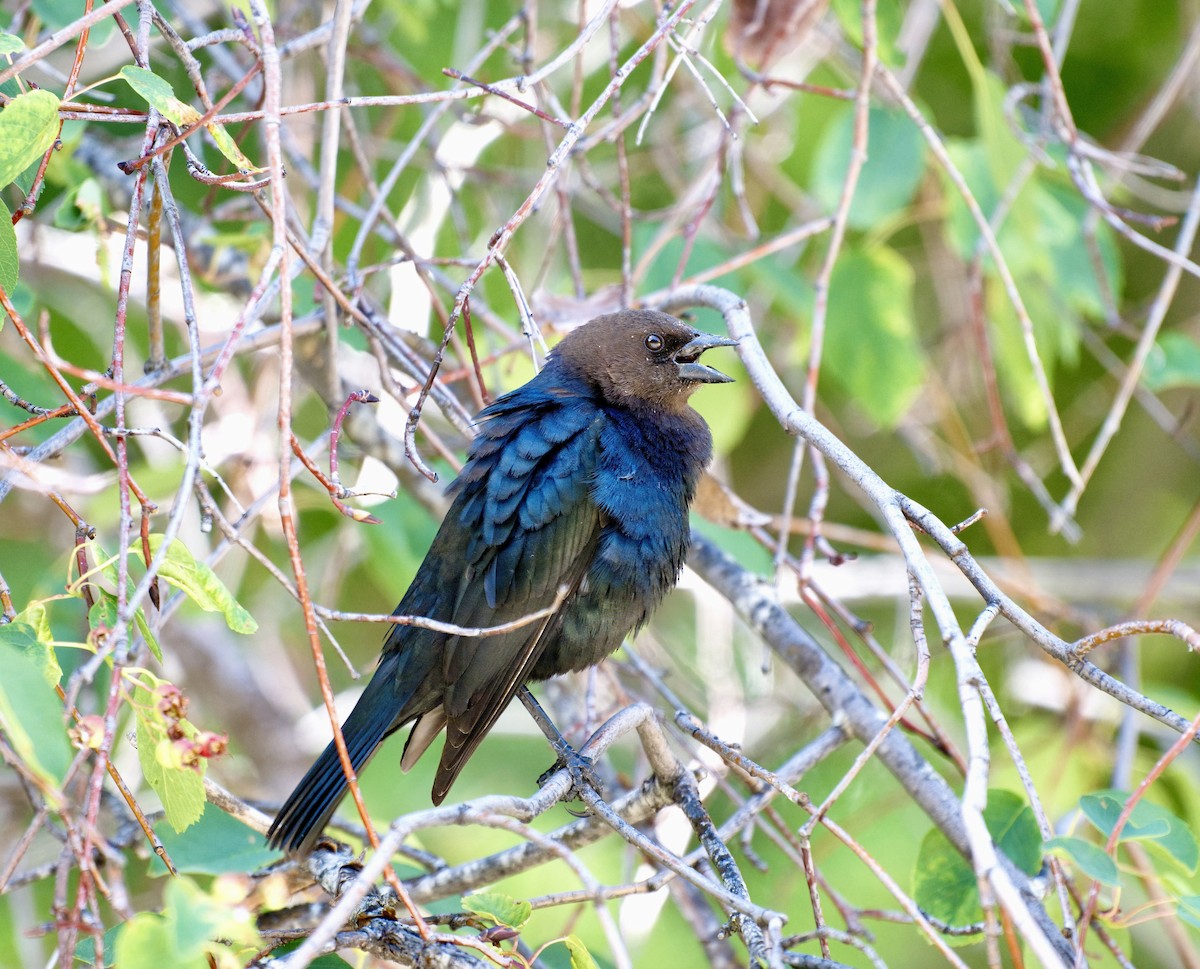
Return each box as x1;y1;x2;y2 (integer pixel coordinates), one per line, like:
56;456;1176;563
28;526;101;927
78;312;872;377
268;309;736;853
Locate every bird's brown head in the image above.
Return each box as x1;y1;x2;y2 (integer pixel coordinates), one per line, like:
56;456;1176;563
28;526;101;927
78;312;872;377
553;309;738;411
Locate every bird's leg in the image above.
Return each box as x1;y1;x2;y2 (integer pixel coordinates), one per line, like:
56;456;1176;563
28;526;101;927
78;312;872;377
517;686;604;799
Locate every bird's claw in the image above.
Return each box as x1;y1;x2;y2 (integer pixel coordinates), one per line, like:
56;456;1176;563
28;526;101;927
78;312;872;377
539;747;603;802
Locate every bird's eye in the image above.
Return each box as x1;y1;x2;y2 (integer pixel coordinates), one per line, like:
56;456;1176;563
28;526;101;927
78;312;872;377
644;334;664;352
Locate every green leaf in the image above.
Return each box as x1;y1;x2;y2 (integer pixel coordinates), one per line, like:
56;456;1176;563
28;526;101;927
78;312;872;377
1035;180;1123;320
745;256;815;344
119;67;260;172
827;0;903;65
1082;790;1170;840
987;790;1044;876
0;614;70;793
1178;895;1200;929
811;106;926;231
1080;790;1199;874
73;176;105;223
90;591;164;663
1020;0;1062;22
983;282;1051;429
149;806;276;877
913;791;1043;931
824;246;924;428
1144;332;1200;392
462;892;532;930
942;143;1121;330
134;686;206;833
941;0;1026;191
165;878;257;959
85;544;166;663
147;535;258;634
913;831;977;929
205;123;258;173
112;878;258;969
10;602;61;685
0;197;15;295
132;601;164;663
119;66;201;128
113;911;179;969
0;33;25;57
1044;836;1120;887
0;89;60;187
89;594;117;630
32;0;114;45
939;156;1106;434
634;227;736;301
973;70;1026;190
74;927;118;967
563;934;600;969
941;140;999;260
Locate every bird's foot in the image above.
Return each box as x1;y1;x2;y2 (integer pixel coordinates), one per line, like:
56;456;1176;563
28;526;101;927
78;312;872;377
539;746;603;802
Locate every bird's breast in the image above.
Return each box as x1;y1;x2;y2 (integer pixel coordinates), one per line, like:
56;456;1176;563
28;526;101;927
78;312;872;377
527;405;709;679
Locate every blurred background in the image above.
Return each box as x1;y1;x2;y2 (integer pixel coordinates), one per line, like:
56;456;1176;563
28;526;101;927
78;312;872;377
1;0;1199;966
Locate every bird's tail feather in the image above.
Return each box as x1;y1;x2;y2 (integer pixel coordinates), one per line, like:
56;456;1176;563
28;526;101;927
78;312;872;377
267;668;407;855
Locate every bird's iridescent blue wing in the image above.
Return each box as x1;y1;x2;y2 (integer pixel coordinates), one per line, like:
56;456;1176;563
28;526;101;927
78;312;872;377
417;389;606;801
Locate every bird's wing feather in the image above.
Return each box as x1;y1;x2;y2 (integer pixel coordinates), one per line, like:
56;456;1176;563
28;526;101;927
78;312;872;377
430;399;605;801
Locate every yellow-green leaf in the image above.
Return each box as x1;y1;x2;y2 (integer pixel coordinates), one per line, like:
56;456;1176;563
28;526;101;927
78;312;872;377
119;66;261;172
91;591;164;663
14;600;55;664
462;892;532;930
113;910;181;969
134;686;205;833
112;878;259;969
825;246;924;428
119;66;202;128
0;32;24;57
133;602;164;663
147;535;257;634
9;603;60;688
0;619;70;795
563;935;599;969
205;122;258;173
0;197;16;294
973;69;1026;189
0;89;60;187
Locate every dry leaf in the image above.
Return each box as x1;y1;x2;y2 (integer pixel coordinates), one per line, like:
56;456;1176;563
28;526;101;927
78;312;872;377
726;0;828;70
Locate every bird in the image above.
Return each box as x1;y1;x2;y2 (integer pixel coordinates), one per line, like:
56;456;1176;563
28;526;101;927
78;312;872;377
267;308;737;854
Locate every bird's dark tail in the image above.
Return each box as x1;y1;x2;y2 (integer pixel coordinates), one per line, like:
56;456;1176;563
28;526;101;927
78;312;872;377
267;662;407;855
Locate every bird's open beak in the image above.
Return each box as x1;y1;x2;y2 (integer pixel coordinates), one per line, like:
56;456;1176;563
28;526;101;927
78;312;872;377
675;331;739;384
